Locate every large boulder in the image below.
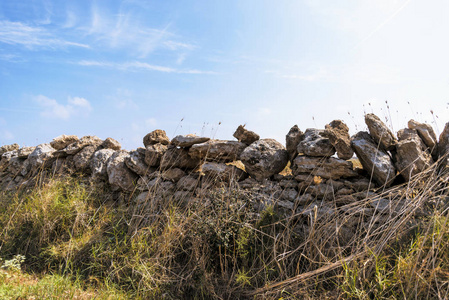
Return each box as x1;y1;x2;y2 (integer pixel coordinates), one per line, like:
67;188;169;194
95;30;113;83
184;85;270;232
50;135;79;150
365;113;397;151
239;139;288;181
324;120;353;160
201;162;248;183
351;131;396;187
107;150;139;192
233;125;260;145
394;135;433;181
297;129;335;157
64;136;103;155
285;125;304;162
160;146;201;170
292;155;358;180
170;134;210;148
125;148;151;176
90;149;116;180
0;143;19;157
189;140;247;162
408;119;438;156
143;129;169;147
145;143;167;167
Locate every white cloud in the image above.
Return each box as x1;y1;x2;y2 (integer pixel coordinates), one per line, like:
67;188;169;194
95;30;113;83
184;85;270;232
0;20;89;50
78;60;217;75
35;95;92;120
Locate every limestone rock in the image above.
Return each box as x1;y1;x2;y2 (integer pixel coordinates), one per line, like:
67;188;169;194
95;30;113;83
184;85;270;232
171;134;210;148
143;129;169;147
161;168;186;182
394;135;433;181
64;136;102;155
285;125;304;162
201;162;248;183
324;120;353;160
90;149;115;180
102;137;121;150
189;140;247;162
239;139;288;181
107;150;139;192
50;135;79;150
125;148;151;176
233;125;260;145
74;145;97;173
26;143;56;172
160;146;201;169
17;147;35;159
0;150;17;172
439;122;449;159
408;119;438;155
0;143;19;156
297;129;335;157
5;156;24;175
292;156;358;180
365;113;397;151
145;143;167;167
177;175;199;191
351;131;396;187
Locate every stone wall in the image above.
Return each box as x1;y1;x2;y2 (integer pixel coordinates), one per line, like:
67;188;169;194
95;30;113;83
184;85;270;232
0;114;447;217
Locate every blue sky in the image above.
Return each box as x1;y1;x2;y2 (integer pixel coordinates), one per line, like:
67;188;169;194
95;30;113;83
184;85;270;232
1;0;449;149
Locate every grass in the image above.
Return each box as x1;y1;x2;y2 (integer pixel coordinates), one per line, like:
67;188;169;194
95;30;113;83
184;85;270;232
1;158;449;299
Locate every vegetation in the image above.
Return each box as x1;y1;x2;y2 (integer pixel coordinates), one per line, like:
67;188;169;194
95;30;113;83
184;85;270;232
1;161;449;299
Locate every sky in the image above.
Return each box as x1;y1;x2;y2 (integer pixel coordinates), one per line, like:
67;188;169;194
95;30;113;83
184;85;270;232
1;0;449;149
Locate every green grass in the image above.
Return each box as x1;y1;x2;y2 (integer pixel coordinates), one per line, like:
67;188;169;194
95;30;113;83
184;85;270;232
1;162;449;299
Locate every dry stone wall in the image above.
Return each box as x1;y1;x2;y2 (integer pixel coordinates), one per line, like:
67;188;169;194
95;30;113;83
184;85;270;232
0;116;447;219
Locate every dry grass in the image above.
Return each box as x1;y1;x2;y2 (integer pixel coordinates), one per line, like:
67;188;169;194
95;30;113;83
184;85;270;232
1;156;449;299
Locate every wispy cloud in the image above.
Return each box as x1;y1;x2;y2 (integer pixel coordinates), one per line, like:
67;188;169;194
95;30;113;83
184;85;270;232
35;95;92;120
84;5;196;58
0;20;89;50
78;60;217;75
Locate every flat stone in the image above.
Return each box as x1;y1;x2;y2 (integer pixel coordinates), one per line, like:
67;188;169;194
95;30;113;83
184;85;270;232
351;131;396;187
292;155;358;180
365;113;397;151
439;122;449;162
64;136;102;155
161;168;186;182
324;120;353;160
189;140;247;162
177;175;199;191
50;135;79;150
233;125;260;145
143;129;169;147
285;125;304;162
160;146;201;169
171;134;210;148
297;129;335;157
240;139;288;181
201;162;248;183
